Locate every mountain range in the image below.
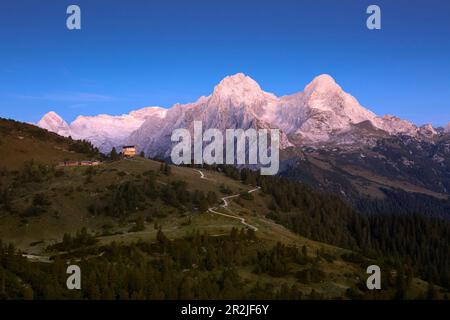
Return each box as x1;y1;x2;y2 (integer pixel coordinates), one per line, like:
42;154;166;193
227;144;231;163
37;73;448;155
37;73;450;218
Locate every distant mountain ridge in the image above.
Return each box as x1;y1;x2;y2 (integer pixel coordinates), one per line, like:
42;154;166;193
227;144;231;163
37;73;447;156
38;107;167;153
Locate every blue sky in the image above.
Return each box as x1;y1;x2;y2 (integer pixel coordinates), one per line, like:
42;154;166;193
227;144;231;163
0;0;449;126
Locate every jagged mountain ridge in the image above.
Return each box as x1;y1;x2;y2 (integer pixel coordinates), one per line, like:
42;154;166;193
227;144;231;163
37;73;445;156
37;111;71;137
35;73;450;216
39;107;167;152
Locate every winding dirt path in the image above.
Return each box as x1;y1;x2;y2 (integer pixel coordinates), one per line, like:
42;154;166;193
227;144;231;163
194;169;260;232
194;169;215;181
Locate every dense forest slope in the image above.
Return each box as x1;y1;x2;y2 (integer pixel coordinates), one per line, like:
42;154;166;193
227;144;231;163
280;133;450;219
0;119;448;299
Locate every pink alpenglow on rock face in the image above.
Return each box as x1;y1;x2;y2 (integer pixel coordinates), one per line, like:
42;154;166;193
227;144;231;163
445;122;450;133
37;73;448;157
37;107;167;153
37;111;71;137
171;121;280;175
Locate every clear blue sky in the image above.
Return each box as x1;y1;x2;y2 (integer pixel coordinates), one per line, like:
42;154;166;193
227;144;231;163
1;0;449;126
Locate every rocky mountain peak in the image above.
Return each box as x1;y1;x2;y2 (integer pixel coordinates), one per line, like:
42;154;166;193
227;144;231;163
210;73;273;104
304;74;341;94
37;111;70;136
36;73;447;156
129;106;167;119
39;111;65;125
418;123;437;137
445;122;450;133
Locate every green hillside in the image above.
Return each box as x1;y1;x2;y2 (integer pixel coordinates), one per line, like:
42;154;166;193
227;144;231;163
0;118;448;300
0;118;100;170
